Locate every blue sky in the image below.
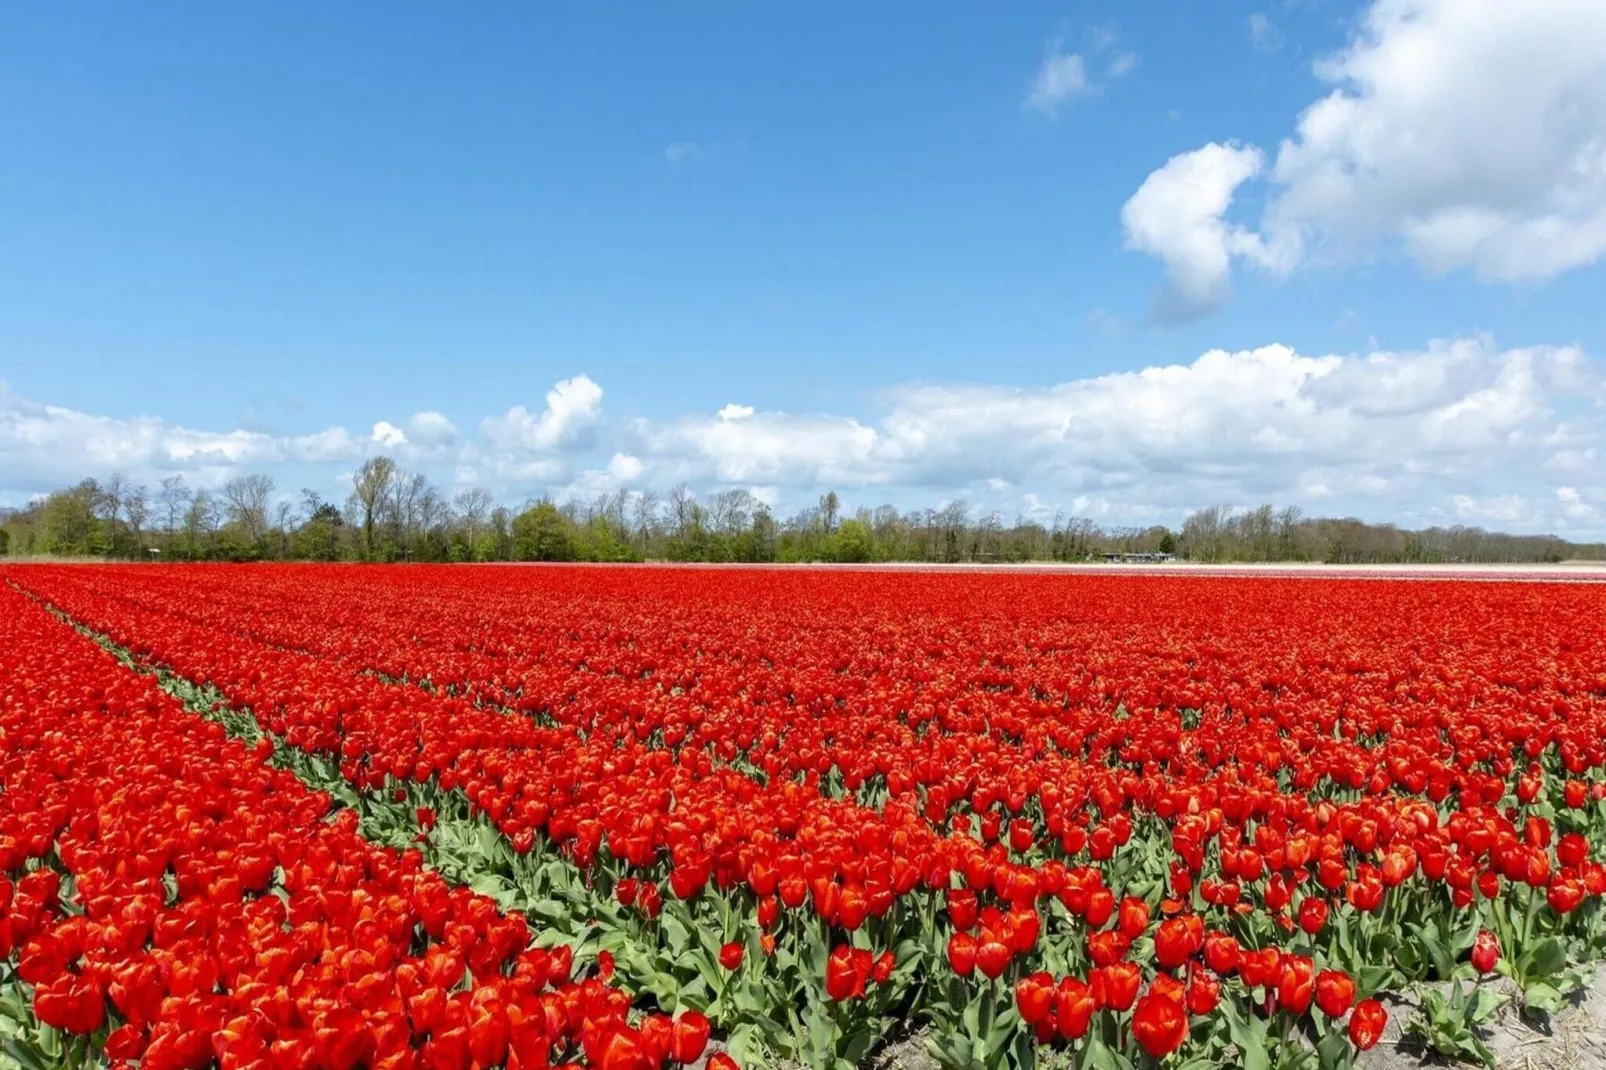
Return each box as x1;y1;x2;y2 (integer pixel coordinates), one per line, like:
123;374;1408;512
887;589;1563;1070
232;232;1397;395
3;1;1605;535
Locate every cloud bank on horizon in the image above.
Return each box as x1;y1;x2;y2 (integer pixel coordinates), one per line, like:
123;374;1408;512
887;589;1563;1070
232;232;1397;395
5;335;1604;537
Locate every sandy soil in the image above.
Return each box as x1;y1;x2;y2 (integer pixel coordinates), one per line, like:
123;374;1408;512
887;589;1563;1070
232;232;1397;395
858;969;1606;1070
1357;971;1606;1070
617;560;1606;582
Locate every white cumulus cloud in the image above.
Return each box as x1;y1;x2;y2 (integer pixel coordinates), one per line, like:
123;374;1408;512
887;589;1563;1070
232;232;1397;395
371;421;408;448
607;452;646;482
480;375;604;453
1126;0;1606;319
407;411;458;445
1120;143;1290;323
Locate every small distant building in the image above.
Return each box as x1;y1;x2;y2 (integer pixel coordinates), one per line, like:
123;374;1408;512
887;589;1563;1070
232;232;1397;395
1102;551;1177;564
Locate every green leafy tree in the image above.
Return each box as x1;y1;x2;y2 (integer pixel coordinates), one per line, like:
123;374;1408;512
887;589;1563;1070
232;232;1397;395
832;518;873;563
43;481;108;555
512;501;577;561
293;503;346;561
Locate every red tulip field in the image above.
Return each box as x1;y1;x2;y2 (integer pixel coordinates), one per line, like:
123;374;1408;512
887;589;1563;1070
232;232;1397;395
2;564;1605;1070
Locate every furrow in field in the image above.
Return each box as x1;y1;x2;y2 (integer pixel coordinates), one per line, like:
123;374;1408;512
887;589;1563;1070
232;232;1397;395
21;587;933;1068
0;581;662;1070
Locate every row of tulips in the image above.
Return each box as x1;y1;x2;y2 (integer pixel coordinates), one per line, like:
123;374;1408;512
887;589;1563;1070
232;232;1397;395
29;566;1606;839
0;581;721;1070
7;564;1606;1068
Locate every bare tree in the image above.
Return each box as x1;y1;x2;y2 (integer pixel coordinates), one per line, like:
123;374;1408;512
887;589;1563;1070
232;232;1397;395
937;499;970;562
709;489;754;537
489;505;512;559
668;483;699;538
596;490;629;531
1182;505;1228;563
123;485;150;555
97;473;129;537
1276;505;1305;558
222;474;275;544
389;471;428;548
976;510;1003;560
419;487;450;539
351;456;397;556
453;488;494;548
631;490;660;552
158;475;191;536
185;489;221;553
818;491;840;534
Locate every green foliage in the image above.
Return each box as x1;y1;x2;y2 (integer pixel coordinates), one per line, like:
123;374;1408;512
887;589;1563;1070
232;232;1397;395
1404;982;1504;1067
832;519;873;563
513;501;578;561
43;481;109;555
292;516;344;562
574;515;642;563
10;463;1603;566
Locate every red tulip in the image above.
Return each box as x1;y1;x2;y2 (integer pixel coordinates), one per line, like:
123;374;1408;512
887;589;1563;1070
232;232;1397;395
946;888;979;931
1202;932;1240;976
669;1011;711;1064
947;932;977;976
1015;972;1054;1026
1471;929;1500;974
975;937;1012;980
1297;896;1328;935
1055;977;1095;1040
1093;962;1141;1012
1548;877;1585;914
825;945;862;1001
1240;946;1282;990
1154;916;1197;970
1117;896;1150;939
1348;999;1387;1050
1186;970;1221;1016
1085;887;1115;928
33;972;105;1035
838;885;869;931
1278;955;1316;1016
1132;989;1188;1058
1314;969;1355;1018
1088;929;1130;968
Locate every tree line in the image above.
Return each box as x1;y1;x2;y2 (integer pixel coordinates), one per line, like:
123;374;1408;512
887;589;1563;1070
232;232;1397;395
2;458;1601;565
